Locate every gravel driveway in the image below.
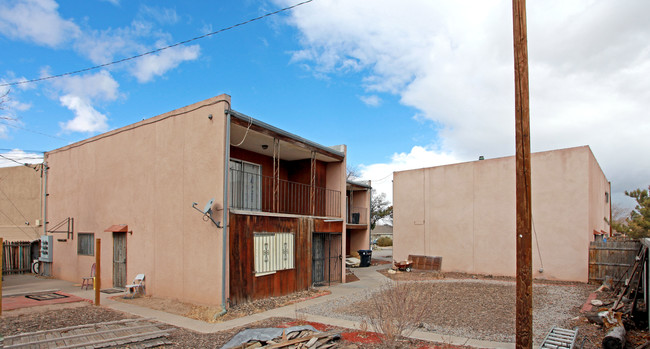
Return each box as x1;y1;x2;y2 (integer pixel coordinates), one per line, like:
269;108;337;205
301;277;595;344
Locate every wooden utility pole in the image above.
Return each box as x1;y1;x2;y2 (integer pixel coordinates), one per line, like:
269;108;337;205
95;238;101;306
512;0;532;347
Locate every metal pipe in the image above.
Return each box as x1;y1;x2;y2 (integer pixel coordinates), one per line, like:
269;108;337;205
43;161;48;237
218;108;231;319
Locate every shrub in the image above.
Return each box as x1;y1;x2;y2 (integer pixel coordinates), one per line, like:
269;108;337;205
364;281;430;348
376;236;393;247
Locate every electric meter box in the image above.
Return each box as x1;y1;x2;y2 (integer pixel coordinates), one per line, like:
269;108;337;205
39;235;53;262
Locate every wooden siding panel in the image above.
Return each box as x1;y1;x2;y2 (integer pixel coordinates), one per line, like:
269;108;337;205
229;213;343;305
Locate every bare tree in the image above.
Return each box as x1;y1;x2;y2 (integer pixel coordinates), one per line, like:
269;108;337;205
0;88;14;120
347;165;360;180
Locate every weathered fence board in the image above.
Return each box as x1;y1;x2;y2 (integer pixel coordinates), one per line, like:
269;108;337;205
588;240;640;284
2;240;32;275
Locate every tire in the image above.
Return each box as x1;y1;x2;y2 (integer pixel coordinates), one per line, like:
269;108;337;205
405;267;412;272
31;260;40;275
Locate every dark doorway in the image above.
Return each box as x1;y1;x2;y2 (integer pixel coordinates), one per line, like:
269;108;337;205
312;232;342;286
112;232;127;288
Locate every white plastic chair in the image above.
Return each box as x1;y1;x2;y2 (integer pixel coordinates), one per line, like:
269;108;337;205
125;274;145;299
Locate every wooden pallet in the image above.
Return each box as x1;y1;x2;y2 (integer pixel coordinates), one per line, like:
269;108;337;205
3;318;172;348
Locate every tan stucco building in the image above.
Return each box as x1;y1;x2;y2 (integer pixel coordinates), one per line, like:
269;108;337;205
393;146;610;282
0;164;44;242
45;94;370;307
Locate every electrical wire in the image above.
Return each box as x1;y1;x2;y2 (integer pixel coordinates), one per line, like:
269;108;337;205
0;208;37;240
0;121;70;141
0;153;28;166
0;185;40;236
0;0;316;87
230;115;253;146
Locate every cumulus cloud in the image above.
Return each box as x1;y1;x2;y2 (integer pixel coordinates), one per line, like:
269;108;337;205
130;44;200;83
279;0;650;202
0;149;43;167
59;95;109;133
53;70;118;133
360;146;460;203
0;0;80;47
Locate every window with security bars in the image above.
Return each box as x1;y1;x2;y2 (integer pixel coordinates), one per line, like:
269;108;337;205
254;232;295;276
78;233;94;256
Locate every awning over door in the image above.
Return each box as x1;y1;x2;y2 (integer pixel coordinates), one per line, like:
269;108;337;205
104;224;128;233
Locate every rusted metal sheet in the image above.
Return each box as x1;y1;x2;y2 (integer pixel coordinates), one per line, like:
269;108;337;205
407;255;442;271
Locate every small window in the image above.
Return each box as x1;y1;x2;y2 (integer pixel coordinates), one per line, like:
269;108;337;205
254;232;295;276
78;233;95;256
605;192;609;203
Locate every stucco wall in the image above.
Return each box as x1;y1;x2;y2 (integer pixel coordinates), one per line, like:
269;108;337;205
394;146;606;282
45;95;230;305
0;165;43;242
325;145;347;281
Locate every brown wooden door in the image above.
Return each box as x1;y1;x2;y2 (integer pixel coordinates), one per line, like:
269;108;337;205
113;232;127;288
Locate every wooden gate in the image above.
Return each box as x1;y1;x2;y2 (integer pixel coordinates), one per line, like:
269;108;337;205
312;232;342;286
589;239;640;284
113;232;127;288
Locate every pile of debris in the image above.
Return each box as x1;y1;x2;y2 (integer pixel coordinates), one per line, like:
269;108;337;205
221;325;344;349
585;246;649;349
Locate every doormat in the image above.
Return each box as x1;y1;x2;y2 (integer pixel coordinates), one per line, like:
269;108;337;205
25;292;69;301
100;288;124;294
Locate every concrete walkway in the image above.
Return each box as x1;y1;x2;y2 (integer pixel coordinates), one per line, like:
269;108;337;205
2;266;514;348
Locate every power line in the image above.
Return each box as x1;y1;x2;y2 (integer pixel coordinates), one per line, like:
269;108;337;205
0;0;316;87
0;208;37;240
0;185;40;236
0;120;69;140
0;153;27;166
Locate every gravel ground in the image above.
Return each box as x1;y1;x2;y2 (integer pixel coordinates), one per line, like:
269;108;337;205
301;277;595;344
0;302;460;348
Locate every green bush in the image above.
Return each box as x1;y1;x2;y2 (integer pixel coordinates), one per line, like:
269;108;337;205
376;236;393;247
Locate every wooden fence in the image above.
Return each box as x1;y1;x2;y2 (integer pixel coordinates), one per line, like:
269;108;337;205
2;240;33;275
588;239;641;284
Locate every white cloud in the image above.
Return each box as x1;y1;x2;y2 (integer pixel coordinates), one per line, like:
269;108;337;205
53;70;118;133
359;95;381;107
54;70;119;102
279;0;650;203
130;44;200;83
0;149;43;168
359;146;460;203
0;0;80;47
59;95;108;133
139;5;180;25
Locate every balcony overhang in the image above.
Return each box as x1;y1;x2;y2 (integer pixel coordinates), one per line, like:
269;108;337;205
228;110;344;162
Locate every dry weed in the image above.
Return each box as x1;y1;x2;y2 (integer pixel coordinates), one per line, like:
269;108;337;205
365;281;431;348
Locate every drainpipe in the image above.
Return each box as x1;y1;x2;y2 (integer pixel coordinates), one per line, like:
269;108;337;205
215;108;231;319
42;161;48;237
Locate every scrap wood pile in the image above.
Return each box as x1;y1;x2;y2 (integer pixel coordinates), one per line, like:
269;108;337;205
221;325;344;349
585;245;649;349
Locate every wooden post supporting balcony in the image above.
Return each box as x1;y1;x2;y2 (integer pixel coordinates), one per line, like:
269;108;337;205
310;151;316;216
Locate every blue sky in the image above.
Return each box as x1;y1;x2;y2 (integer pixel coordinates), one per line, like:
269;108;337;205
1;0;649;208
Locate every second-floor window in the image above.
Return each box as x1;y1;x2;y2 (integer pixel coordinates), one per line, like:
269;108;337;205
229;159;262;211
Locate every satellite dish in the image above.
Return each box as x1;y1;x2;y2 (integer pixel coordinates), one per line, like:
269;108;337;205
203;198;215;215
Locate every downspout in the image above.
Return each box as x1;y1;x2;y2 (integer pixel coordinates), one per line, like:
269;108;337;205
43;161;48;237
215;108;231;319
